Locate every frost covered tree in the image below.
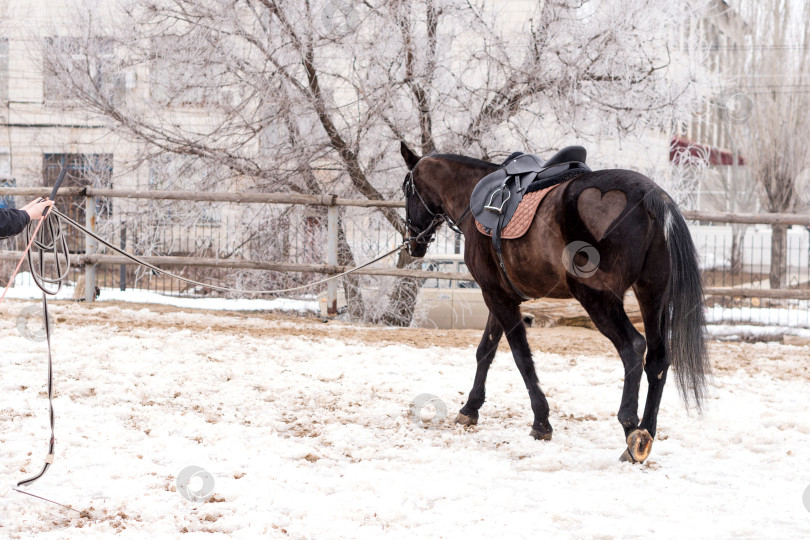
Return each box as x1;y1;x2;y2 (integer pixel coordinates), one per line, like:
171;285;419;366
724;0;810;289
41;0;712;323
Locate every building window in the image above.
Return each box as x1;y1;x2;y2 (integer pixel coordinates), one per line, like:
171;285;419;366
43;154;113;251
149;37;225;107
43;37;119;103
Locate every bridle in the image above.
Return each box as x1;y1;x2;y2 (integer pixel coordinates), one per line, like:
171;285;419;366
403;165;470;255
403;168;442;252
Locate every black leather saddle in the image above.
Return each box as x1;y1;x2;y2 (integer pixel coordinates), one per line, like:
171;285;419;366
469;145;590;300
471;146;589;233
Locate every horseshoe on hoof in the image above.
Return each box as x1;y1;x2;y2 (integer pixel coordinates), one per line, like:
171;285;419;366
619;429;653;463
455;412;478;426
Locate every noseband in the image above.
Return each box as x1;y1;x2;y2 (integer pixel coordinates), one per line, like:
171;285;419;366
403;167;470;255
404;169;442;252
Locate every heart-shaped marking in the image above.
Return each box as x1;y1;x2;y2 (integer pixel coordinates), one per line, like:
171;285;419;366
576;188;627;242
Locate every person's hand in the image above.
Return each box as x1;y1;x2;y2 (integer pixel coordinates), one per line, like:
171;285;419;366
24;198;55;220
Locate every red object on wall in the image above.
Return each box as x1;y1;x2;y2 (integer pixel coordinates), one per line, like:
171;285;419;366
670;136;746;166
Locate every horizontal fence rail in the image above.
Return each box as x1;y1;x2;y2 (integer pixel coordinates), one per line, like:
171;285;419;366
2;251;807;300
0;187;406;208
0;251;473;282
682;210;810;227
4;187;810;223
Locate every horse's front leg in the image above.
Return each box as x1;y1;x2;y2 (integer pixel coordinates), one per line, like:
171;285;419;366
491;299;553;440
457;313;503;426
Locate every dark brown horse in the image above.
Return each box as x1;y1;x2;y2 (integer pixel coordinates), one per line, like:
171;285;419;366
400;142;709;463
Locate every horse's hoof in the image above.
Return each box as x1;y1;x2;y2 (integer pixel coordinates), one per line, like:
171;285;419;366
621;429;653;463
455;412;478;426
530;428;552;441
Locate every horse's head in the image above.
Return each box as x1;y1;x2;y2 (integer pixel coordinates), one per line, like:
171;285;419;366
400;142;443;258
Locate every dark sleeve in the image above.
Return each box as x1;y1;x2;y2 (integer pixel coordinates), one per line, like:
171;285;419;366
0;208;31;238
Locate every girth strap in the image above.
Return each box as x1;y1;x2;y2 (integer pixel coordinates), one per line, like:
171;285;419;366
492;212;531;301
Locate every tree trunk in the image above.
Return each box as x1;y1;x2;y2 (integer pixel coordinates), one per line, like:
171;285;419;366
730;223;746;276
769;224;787;289
380;277;420;326
380;249;420;327
336;214;365;320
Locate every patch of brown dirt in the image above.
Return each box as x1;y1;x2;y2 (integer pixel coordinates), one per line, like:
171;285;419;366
34;299;615;354
3;298;808;381
709;340;810;380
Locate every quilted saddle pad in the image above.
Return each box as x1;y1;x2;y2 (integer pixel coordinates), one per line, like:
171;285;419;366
475;183;561;239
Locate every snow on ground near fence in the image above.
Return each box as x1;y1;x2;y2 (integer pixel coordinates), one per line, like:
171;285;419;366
3;272;319;313
1;303;810;538
706;303;810;330
707;324;810;340
7;271;810;333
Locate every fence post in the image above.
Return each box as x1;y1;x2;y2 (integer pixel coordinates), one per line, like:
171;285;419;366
119;221;126;291
85;193;97;302
326;202;338;316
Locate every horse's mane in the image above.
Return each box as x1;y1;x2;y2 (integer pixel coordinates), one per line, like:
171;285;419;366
431;153;497;169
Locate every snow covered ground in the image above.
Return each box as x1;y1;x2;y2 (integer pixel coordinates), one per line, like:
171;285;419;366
1;300;810;539
2;272;319;313
706;303;810;330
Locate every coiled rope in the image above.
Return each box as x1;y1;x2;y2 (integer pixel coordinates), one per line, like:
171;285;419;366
13;207;71;488
0;205;85;515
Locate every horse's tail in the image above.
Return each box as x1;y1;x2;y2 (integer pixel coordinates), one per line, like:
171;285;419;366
642;189;710;410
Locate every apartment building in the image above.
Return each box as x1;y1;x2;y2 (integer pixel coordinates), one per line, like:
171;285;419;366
673;0;752;213
1;0;241;263
0;0;744;241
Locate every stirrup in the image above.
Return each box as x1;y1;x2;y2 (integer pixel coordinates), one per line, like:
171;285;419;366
484;186;511;214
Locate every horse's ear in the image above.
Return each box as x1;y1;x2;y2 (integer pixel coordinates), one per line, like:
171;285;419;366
400;141;420;170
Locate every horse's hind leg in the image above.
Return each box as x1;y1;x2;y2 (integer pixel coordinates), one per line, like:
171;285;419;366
634;278;671;440
568;284;651;462
457;313;503;426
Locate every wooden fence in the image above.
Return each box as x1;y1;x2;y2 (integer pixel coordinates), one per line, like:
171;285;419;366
1;187;810;305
